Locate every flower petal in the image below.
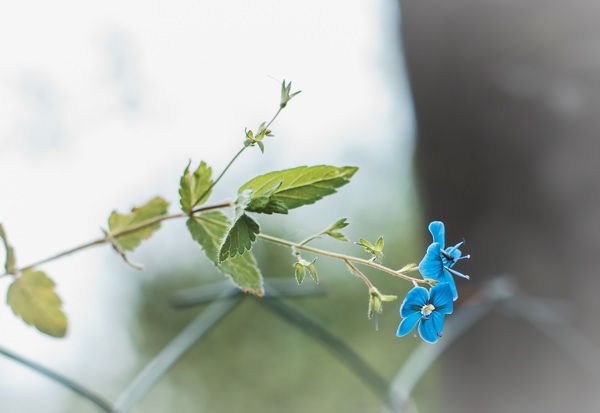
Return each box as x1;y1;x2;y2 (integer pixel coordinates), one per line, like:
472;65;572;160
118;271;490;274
441;269;459;300
419;243;444;280
429;282;454;314
400;286;429;317
418;316;439;343
396;312;421;337
428;221;445;249
430;311;446;338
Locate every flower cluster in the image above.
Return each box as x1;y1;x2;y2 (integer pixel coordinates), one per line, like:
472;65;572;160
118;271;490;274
396;221;470;343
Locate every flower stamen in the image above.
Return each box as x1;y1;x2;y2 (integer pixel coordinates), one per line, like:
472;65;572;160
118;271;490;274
421;303;435;318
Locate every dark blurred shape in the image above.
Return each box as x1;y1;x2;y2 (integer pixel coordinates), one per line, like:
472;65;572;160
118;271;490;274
401;0;600;411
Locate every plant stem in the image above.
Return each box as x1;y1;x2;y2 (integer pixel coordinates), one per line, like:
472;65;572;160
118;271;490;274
191;106;284;211
193;147;246;210
345;260;374;289
265;107;282;130
257;233;428;285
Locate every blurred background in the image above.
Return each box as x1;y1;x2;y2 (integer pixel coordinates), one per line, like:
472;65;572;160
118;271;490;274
3;0;600;412
403;0;600;412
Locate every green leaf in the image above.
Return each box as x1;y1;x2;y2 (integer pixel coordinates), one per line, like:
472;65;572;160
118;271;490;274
0;224;16;274
218;213;260;262
108;197;170;251
179;161;213;214
187;212;264;296
241;182;288;215
239;165;358;214
323;218;350;242
7;269;67;337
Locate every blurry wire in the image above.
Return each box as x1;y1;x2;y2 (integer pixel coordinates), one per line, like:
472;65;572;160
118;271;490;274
171;279;325;308
0;343;114;412
506;292;600;381
384;276;600;412
112;286;242;413
259;282;393;408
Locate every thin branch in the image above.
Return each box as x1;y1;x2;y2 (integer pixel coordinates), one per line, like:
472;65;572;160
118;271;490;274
0;202;231;278
193;147;246;210
258;233;428;285
345;260;374;289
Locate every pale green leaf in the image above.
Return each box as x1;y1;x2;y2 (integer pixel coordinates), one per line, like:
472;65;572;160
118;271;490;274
108;197;170;251
179;161;213;213
239;165;358;214
187;212;264;296
7;269;67;337
0;224;16;274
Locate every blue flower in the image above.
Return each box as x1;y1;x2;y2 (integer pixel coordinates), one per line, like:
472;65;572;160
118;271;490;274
419;221;470;301
396;282;454;343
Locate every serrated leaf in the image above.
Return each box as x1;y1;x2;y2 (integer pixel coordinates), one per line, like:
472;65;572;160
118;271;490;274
108;197;170;251
0;224;16;274
7;269;67;337
239;165;358;214
218;213;260;262
241;181;288;215
187;212;263;296
179;161;213;213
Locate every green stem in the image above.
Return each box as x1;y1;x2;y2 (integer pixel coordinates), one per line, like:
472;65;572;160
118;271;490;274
265;107;282;130
191;106;285;211
345;260;374;289
257;233;428;285
192;147;246;210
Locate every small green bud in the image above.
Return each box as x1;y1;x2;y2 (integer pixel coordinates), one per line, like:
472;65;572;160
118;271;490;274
357;236;384;263
293;257;317;284
280;79;301;109
367;286;397;331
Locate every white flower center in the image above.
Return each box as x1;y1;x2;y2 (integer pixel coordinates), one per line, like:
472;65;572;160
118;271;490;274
421;303;435;317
